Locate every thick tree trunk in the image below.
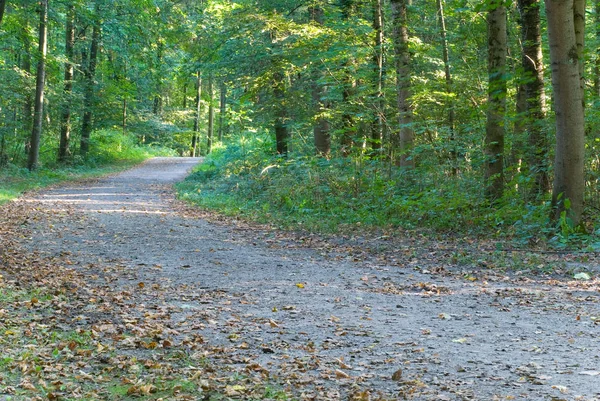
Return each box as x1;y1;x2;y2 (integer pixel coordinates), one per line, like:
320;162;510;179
191;72;202;157
27;0;48;171
80;10;100;157
390;0;415;168
218;82;226;141
371;0;384;151
545;0;586;226
0;0;7;25
207;75;214;154
437;0;456;174
59;3;75;163
310;6;331;156
518;0;548;197
484;5;507;201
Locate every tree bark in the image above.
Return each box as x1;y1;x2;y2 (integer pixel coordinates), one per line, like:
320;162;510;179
518;0;548;197
191;72;202;157
545;0;586;226
371;0;384;151
340;0;355;156
59;2;75;163
27;0;48;171
218;82;226;141
0;0;7;25
207;74;214;154
310;6;331;156
484;4;507;201
390;0;415;168
436;0;456;174
80;7;100;157
273;69;288;156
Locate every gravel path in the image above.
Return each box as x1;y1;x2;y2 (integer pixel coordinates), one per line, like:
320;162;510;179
19;157;600;400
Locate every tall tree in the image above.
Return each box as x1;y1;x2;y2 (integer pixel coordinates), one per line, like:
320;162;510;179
218;82;226;141
339;0;356;156
59;2;76;163
390;0;414;168
437;0;456;174
371;0;384;151
518;0;548;197
545;0;586;226
484;3;507;201
207;74;214;154
80;4;101;157
27;0;48;171
0;0;7;25
191;72;202;157
310;5;331;155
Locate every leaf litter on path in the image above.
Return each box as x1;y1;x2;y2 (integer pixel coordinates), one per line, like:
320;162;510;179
2;158;600;400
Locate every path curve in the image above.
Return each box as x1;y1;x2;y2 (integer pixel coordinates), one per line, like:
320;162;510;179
17;157;600;400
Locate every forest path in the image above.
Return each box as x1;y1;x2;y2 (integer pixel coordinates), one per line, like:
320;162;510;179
9;157;600;400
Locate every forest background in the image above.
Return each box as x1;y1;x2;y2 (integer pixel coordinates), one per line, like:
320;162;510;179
0;0;597;249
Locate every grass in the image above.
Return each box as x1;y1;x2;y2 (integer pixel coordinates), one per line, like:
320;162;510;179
1;128;176;205
176;135;600;250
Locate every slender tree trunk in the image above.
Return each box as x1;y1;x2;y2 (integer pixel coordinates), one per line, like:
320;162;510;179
122;98;127;134
340;0;355;156
545;0;586;226
0;0;7;25
191;72;202;157
484;4;507;201
183;81;188;109
371;0;384;151
518;0;548;197
59;2;75;163
273;69;288;156
310;6;331;155
437;0;456;174
390;0;415;168
27;0;48;171
218;82;226;141
207;75;214;154
80;9;100;157
594;0;600;98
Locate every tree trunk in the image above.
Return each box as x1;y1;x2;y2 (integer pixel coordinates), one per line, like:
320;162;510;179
310;6;331;156
436;0;456;174
27;0;48;171
545;0;586;226
518;0;548;197
80;8;100;157
22;35;33;137
371;0;384;151
191;72;202;157
390;0;415;168
484;4;507;201
207;75;214;154
340;0;355;156
594;0;600;98
0;0;7;25
59;2;75;163
273;69;288;156
218;82;226;141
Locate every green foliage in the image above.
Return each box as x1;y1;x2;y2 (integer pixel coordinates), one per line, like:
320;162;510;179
178;136;584;247
0;129;171;204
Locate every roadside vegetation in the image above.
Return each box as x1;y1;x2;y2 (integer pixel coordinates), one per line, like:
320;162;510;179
0;129;175;205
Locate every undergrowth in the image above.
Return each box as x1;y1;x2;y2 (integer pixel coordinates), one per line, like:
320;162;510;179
177;134;600;249
0;129;175;204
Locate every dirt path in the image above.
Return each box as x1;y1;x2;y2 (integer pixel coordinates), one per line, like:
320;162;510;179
7;157;600;400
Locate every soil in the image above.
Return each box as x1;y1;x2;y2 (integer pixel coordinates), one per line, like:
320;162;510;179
7;157;600;400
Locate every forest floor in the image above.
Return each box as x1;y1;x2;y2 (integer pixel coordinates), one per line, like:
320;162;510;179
1;157;600;401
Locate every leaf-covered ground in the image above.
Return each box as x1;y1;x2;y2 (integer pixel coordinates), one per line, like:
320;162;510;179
1;157;600;401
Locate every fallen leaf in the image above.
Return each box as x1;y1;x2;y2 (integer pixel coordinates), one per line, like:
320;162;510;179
391;368;403;381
